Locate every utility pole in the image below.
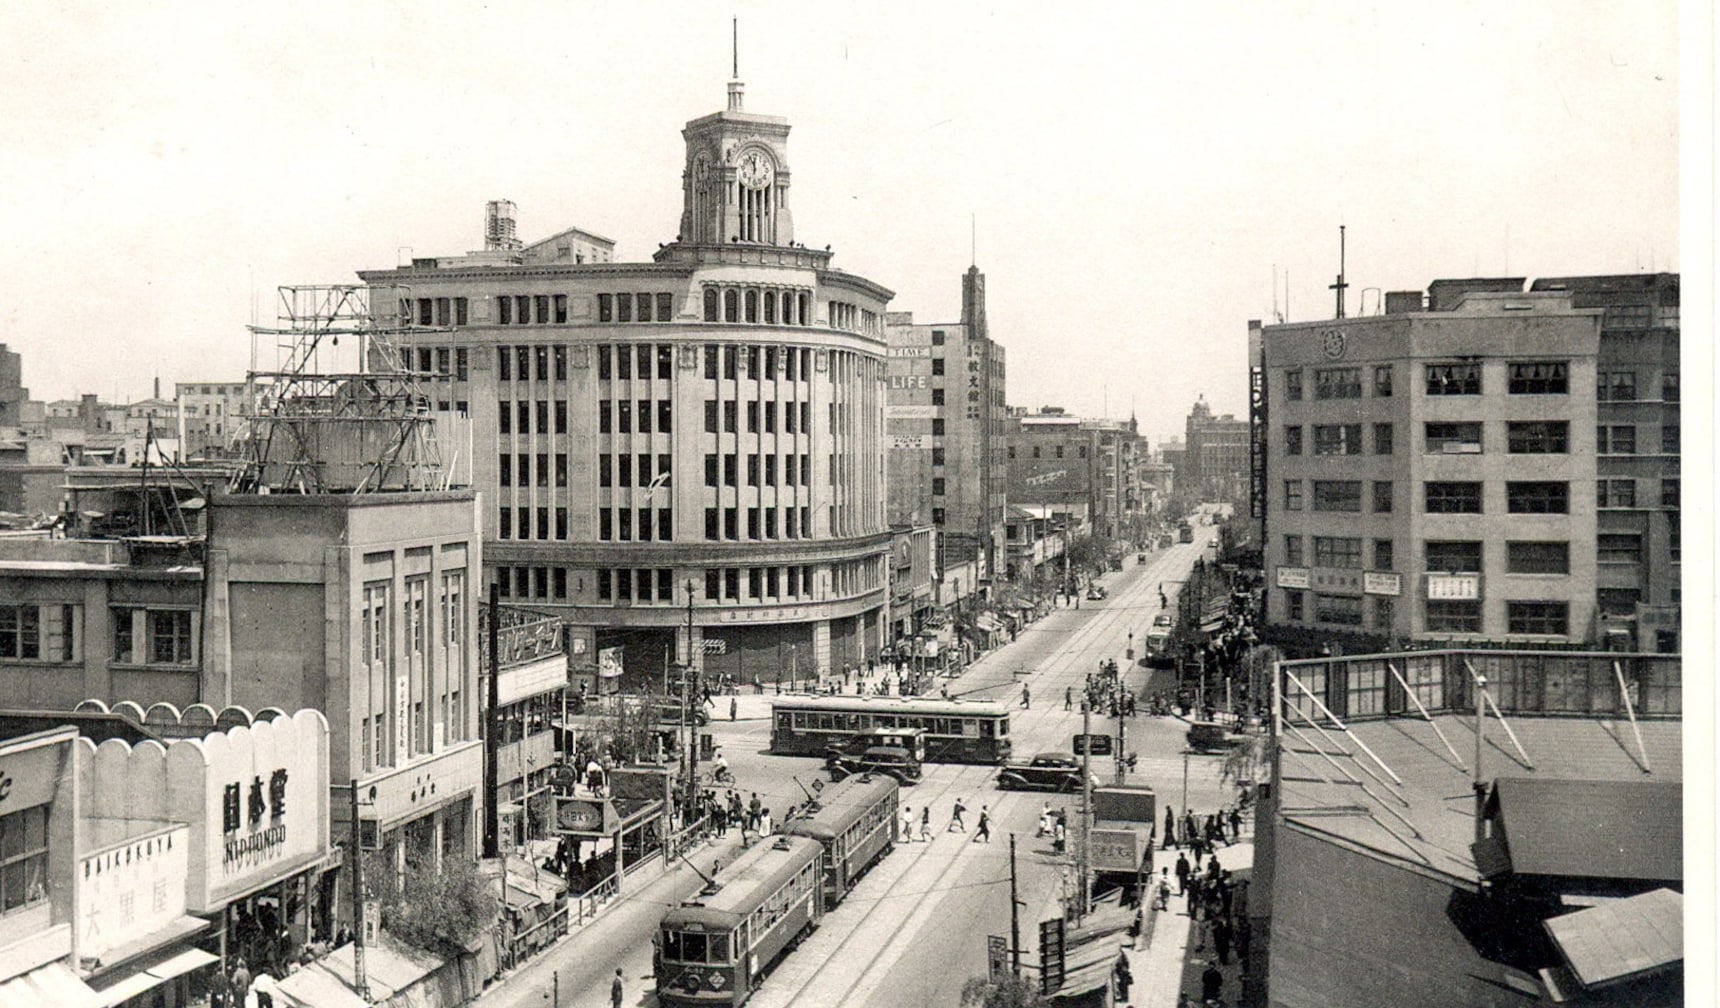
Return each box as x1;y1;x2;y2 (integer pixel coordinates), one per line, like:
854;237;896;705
1009;834;1022;979
484;581;501;859
347;779;368;1001
677;581;691;815
1115;693;1127;785
1078;703;1092;923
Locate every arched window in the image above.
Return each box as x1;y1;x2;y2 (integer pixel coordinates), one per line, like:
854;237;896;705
703;288;719;322
724;289;739;323
745;290;759;323
763;291;777;325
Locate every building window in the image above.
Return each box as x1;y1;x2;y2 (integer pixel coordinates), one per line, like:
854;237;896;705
1507;481;1568;514
1283;480;1303;511
1373;423;1393;455
1662;371;1679;402
1286;590;1304;621
1311;480;1362;512
1661;478;1679;508
1372;481;1393;513
1424;422;1483;454
932;477;946;496
1597;533;1642;564
1595;479;1635;508
1425;540;1482;573
0;604;40;659
1373;539;1394;570
1373;365;1393;397
1314;594;1363;626
1426;362;1481;395
1285;369;1302;401
1507;421;1568;454
0;805;49;915
1371;596;1395;630
1507;602;1568;636
1597;425;1636;454
1596;588;1639;618
1597;371;1637;401
1313;367;1361;399
1283;535;1304;566
1507;361;1568;394
1313;536;1362;569
1425;600;1482;633
1660;425;1679;454
1313;424;1361;455
1506;541;1569;574
1425;482;1483;514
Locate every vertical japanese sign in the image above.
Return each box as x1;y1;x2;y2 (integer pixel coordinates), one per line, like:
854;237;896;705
1039;917;1066;995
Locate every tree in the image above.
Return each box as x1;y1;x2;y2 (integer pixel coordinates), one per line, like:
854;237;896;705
961;975;1051;1008
364;852;496;957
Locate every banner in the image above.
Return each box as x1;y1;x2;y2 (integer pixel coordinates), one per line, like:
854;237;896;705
598;645;624;678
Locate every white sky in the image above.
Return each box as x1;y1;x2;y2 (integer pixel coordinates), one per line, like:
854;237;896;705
0;0;1686;447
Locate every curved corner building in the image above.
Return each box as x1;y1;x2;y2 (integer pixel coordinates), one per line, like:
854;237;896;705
361;78;892;687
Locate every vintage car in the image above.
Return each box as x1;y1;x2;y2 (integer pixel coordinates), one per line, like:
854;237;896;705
829;745;923;784
1085;584;1108;601
1153;613;1174;628
1185;721;1248;754
996;752;1090;792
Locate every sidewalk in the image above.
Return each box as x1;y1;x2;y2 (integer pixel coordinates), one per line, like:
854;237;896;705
1124;831;1255;1008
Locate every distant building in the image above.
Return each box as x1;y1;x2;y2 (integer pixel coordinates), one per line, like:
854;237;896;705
1005;407;1146;542
883;266;1008;579
175;380;249;457
1183;396;1250;501
1254;648;1682;1007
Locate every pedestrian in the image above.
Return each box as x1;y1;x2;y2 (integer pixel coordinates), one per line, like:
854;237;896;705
1053;819;1066;854
901;805;915;841
227;957;253;1008
1064;686;1073;711
1021;685;1031;709
612;967;625;1008
1155;869;1172;911
919;805;932;842
730;697;738;722
948;798;967;832
973;805;992;843
1175;852;1191;895
1163;807;1177;850
758;807;773;837
1113;950;1133;1001
1229;806;1243;840
748;793;762;830
1037;802;1054;837
1201;961;1223;1004
1214;915;1233;965
253;968;278;1008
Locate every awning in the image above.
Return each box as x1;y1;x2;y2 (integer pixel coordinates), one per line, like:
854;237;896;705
1543;887;1682;990
89;946;219;1007
1200;617;1227;634
975;612;1001;632
273;965;371;1008
0;961;103;1008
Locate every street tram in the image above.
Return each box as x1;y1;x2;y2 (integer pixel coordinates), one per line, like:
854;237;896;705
656;835;824;1007
781;773;899;906
770;695;1014;764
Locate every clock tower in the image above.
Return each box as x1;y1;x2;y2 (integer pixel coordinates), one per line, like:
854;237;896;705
678;74;794;246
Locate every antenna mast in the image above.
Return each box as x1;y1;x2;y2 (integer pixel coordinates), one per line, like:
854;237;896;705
1329;225;1348;319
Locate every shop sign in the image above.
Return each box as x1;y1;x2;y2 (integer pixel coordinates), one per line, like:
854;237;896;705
79;824;190;960
555;797;617;834
222;768;291;868
890;435;928;450
1425;574;1481;600
887;405;937;419
1276;567;1310;589
888;346;932;358
394;674;410;766
1363;572;1402;596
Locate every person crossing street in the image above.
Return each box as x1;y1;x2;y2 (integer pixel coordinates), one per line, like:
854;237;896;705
973;805;992;843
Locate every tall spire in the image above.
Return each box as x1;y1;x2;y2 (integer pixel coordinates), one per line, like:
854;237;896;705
727;17;744;111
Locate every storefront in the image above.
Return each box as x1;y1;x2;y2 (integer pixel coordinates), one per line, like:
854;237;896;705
77;708;336;991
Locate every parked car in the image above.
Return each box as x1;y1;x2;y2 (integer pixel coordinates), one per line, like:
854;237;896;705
1136;552;1147;563
830;745;922;784
1086;584;1108;601
1186;721;1247;753
997;752;1090;792
1153;613;1174;628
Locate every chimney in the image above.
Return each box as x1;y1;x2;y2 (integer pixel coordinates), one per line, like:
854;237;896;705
153;376;161;400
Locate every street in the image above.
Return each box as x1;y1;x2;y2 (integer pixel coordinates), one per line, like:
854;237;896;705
489;529;1236;1008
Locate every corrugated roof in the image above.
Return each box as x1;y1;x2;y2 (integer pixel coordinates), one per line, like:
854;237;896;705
1494;777;1680;881
1543;888;1682;989
1276;713;1682;884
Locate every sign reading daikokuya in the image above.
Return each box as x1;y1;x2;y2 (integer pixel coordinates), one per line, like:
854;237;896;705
77;706;332;913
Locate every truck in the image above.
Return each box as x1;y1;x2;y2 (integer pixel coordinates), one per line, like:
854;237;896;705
1178;521;1194;544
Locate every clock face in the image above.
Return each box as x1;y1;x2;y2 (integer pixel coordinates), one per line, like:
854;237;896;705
736;149;775;190
1322;329;1347;359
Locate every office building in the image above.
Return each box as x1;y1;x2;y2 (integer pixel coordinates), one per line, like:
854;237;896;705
1183;395;1250;501
366;75;894;687
883;266;1008;578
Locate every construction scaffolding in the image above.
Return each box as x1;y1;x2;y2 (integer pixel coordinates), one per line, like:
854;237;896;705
232;284;452;494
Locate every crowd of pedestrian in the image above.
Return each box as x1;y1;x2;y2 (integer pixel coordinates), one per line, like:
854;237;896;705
1149;802;1251;1007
